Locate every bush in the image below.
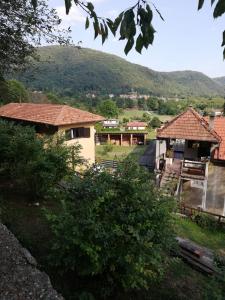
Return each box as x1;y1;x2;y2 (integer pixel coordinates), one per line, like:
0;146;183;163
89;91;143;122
102;143;113;155
150;116;161;128
0;120;72;199
46;159;176;296
194;214;220;231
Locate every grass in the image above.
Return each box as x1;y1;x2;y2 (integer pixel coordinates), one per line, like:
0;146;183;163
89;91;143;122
175;216;225;251
95;145;147;161
118;109;173;122
1;190;224;299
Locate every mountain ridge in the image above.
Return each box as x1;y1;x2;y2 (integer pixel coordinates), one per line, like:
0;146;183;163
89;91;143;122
17;46;225;97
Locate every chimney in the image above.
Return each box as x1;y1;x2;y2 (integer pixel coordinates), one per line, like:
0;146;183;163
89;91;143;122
209;112;215;130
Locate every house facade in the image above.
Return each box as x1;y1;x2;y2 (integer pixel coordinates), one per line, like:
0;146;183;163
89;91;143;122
0;103;104;165
102;119;119;128
126;121;147;131
155;107;225;214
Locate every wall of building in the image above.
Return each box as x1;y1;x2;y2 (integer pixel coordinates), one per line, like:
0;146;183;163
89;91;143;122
155;139;167;170
59;123;96;165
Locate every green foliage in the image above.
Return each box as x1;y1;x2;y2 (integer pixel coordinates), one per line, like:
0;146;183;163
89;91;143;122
194;214;221;231
0;120;72;199
102;143;113;155
158;100;181;115
98;100;119;118
146;97;159;111
0;80;29;104
123;117;130;123
17;46;224;98
141;112;151;122
55;0;225;57
150;116;161;128
0;0;70;76
46;159;175;295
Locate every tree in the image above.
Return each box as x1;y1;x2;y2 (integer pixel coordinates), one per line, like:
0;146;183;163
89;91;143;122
46;159;175;296
0;120;73;199
98;100;119;118
0;0;70;76
0;80;29;104
146;98;159;111
38;0;225;57
150;116;161;128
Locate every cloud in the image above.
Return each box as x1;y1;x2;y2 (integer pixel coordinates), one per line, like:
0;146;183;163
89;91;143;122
56;5;85;24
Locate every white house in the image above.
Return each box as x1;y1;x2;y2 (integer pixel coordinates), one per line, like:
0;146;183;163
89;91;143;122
126;121;147;131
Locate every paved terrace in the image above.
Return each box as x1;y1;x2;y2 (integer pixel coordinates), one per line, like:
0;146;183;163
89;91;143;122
182;164;225;215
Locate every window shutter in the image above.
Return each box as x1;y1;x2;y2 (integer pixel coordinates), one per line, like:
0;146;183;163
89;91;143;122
84;128;90;138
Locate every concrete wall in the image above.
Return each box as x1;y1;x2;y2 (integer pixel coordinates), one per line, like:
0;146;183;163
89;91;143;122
59;123;96;165
155;139;167;170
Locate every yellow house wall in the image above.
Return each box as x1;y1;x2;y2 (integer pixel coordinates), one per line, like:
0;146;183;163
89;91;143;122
58;123;96;165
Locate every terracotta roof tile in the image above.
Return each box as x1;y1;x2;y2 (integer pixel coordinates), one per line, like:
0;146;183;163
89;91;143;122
157;107;220;142
205;116;225;160
0;103;104;126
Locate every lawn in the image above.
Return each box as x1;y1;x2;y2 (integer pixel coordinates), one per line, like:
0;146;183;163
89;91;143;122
96;145;147;161
118;109;173;122
175;216;225;251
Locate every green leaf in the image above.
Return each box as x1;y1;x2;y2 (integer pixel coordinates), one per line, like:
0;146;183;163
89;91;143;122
100;23;106;44
135;34;144;54
120;9;135;39
87;2;94;12
104;21;108;38
198;0;205;10
124;37;134;55
93;21;99;39
106;19;114;34
222;30;225;47
112;12;124;36
64;0;72;14
146;5;153;23
213;0;225;18
85;17;90;30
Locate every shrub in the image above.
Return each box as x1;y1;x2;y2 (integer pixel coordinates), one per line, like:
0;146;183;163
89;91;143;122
46;159;176;296
150;116;161;128
102;143;113;155
0;120;72;199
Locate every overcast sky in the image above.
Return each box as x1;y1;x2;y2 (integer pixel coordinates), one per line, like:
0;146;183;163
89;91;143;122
48;0;225;78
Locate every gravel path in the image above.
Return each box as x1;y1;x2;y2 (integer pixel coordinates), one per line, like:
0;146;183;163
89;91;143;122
0;223;64;300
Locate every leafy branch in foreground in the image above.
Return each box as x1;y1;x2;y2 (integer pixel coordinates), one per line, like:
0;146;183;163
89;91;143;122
198;0;225;58
30;0;225;58
0;0;71;75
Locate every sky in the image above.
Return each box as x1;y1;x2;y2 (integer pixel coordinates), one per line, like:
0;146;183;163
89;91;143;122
48;0;225;78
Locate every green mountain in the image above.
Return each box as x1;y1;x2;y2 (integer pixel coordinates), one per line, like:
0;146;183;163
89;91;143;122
214;76;225;87
17;46;224;97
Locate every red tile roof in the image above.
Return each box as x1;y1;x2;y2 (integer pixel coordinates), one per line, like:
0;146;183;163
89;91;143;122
126;121;147;127
157;107;220;142
0;103;104;126
205;116;225;160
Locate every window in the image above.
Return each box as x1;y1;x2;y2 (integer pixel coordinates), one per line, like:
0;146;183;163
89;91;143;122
65;127;90;140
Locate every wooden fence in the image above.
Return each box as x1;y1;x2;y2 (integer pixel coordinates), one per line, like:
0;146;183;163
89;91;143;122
98;160;118;170
179;203;225;223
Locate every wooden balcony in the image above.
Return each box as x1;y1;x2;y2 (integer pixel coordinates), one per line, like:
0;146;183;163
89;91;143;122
180;160;207;180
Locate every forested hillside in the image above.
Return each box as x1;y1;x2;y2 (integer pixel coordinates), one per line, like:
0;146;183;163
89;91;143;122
214;76;225;87
17;46;224;97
